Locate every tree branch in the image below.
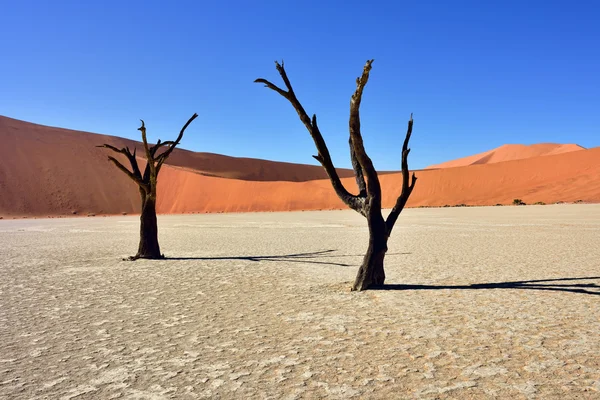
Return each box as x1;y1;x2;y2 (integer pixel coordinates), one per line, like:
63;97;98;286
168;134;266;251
349;137;367;196
149;141;176;161
348;59;381;202
97;144;143;181
156;113;199;172
138;119;156;179
154;140;176;149
96;143;124;154
386;114;417;234
106;156;148;191
256;61;366;215
254;78;290;100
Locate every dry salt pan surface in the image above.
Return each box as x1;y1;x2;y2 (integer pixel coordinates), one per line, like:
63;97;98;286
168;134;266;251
1;205;599;399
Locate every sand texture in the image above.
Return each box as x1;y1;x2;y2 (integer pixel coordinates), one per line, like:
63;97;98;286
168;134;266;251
1;205;599;399
2;115;600;217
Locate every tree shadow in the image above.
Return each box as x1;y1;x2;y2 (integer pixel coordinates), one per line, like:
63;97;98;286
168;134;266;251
166;249;353;267
372;276;600;296
316;252;411;258
167;250;411;267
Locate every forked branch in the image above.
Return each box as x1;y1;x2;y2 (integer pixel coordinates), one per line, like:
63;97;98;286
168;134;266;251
156;113;199;171
255;62;366;215
106;156;147;189
97;144;146;189
386;114;417;234
98;113;198;190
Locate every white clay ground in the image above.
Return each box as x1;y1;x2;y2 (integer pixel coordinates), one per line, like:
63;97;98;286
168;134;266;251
1;205;599;399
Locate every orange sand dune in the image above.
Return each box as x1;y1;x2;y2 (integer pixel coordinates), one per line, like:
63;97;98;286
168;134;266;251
166;150;363;181
154;147;600;214
0;116;357;183
1;115;599;217
426;143;585;169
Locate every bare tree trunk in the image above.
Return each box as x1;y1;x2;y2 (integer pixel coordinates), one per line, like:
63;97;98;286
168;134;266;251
135;191;162;259
352;205;388;291
256;61;416;291
99;113;197;261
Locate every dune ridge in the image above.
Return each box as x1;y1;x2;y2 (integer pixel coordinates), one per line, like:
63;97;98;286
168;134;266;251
426;143;586;169
1;115;599;217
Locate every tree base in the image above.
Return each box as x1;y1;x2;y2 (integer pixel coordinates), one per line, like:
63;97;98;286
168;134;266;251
351;274;385;291
352;240;387;291
123;253;165;261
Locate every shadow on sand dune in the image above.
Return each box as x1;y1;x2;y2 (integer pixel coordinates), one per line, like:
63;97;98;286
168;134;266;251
372;276;600;296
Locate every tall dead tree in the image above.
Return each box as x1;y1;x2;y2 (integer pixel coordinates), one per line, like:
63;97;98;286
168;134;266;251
256;60;416;291
98;113;198;260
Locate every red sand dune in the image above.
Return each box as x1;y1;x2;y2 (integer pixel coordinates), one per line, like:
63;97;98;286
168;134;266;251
1;115;599;217
155;148;600;213
0;116;358;183
426;143;586;169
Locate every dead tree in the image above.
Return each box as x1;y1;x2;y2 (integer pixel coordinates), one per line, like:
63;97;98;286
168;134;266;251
256;60;416;291
98;113;198;260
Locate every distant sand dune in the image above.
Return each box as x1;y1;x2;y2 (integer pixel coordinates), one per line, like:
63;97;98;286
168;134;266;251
1;115;599;217
155;147;600;214
426;143;586;169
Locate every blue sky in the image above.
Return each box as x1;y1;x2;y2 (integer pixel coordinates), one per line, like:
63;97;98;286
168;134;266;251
1;0;598;170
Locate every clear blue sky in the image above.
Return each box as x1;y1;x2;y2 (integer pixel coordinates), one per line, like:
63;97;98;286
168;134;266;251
1;0;598;170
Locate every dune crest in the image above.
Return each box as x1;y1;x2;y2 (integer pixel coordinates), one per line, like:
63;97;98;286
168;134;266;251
426;143;585;169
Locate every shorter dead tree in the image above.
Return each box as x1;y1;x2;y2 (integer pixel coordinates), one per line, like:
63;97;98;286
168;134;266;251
98;113;198;260
256;60;416;291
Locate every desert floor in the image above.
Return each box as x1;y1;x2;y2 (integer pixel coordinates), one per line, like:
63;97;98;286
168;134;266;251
1;205;599;399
